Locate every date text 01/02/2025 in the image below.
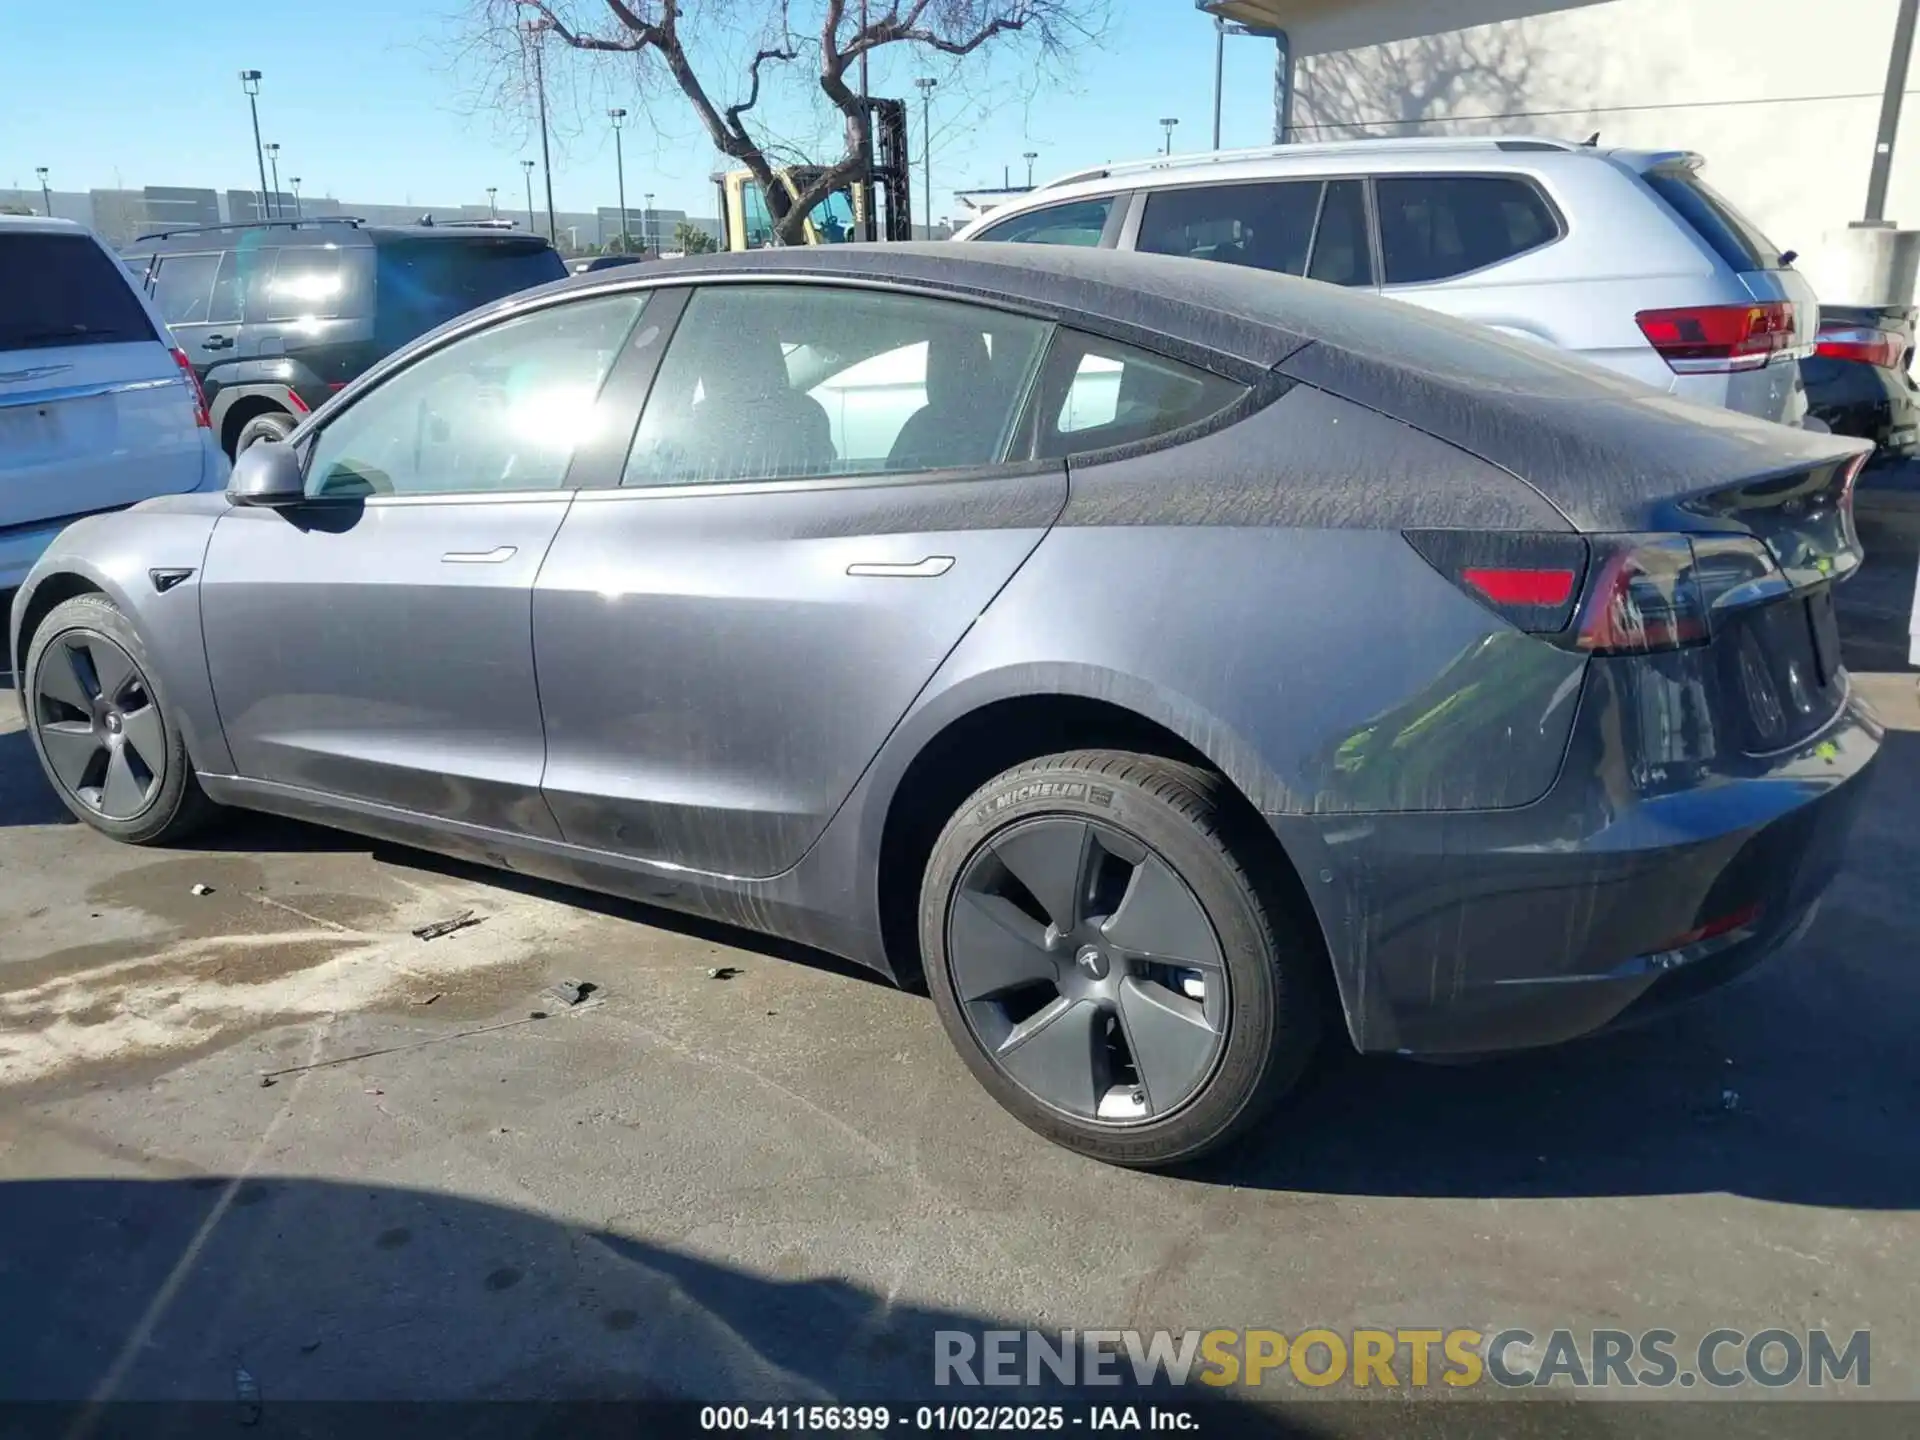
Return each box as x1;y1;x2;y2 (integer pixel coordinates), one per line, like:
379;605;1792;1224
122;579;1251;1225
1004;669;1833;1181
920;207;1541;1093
698;1405;1200;1432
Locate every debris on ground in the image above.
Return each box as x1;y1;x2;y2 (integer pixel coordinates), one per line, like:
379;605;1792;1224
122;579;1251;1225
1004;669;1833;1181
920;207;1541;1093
191;883;214;896
540;979;596;1008
364;1087;383;1096
415;992;443;1006
411;910;482;941
256;1014;551;1086
707;965;741;980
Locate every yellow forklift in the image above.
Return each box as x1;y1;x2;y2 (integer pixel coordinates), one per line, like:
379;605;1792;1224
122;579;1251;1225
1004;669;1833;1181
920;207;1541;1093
713;98;913;250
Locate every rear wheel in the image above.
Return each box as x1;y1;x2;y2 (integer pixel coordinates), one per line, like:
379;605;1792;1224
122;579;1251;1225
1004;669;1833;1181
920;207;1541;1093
919;750;1322;1168
24;594;217;845
233;410;296;455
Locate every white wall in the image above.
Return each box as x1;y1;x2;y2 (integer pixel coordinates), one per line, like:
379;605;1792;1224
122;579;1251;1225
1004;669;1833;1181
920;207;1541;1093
1287;0;1918;296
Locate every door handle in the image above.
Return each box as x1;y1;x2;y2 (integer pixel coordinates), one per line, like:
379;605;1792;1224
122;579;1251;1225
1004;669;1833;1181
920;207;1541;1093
204;335;234;350
846;555;955;578
442;545;518;564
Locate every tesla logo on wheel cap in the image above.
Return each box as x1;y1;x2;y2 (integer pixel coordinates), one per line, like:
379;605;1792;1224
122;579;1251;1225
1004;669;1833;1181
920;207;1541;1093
1074;944;1109;980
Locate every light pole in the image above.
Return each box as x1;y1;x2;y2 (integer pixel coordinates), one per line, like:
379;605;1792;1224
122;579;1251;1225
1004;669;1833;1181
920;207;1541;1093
239;70;270;219
1022;150;1037;187
486;186;498;219
644;191;655;252
35;166;51;218
524;19;558;242
1866;0;1920;221
521;160;537;234
1213;18;1225;149
1160;117;1179;155
915;77;938;239
609;108;629;251
264;143;283;219
289;176;303;219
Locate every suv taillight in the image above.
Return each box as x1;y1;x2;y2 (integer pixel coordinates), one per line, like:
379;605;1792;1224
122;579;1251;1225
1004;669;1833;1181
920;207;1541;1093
171;348;210;429
1814;322;1905;369
1636;302;1797;373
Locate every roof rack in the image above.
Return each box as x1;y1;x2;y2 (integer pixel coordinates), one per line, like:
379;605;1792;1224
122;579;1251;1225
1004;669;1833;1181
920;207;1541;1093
133;215;367;243
1037;134;1581;191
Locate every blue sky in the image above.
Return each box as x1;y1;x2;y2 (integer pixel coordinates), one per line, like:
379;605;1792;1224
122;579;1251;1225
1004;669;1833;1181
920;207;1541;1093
0;1;1285;222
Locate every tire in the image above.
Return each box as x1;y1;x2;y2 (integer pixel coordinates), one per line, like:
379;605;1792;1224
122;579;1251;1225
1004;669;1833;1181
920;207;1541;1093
919;750;1323;1169
23;594;218;845
233;410;296;456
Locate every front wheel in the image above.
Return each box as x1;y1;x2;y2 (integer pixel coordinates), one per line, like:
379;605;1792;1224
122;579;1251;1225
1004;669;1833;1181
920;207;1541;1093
24;594;218;845
919;750;1323;1168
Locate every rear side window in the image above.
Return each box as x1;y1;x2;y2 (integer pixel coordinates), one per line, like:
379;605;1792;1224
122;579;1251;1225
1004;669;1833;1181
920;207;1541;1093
0;232;156;351
253;245;365;322
1644;168;1784;272
150;252;221;325
1033;331;1245;459
1138;180;1320;276
374;239;569;349
975;198;1114;247
1377;176;1560;285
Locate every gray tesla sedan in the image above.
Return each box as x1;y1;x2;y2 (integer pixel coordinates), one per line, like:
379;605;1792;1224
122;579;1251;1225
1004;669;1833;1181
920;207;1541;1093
9;244;1881;1167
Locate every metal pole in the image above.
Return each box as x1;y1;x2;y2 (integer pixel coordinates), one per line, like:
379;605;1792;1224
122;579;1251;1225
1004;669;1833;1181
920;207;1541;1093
645;192;654;252
241;71;270;219
610;109;629;250
522;160;536;234
487;186;497;218
1023;151;1037;186
1867;0;1920;222
265;145;282;219
1160;117;1178;155
916;78;937;239
1273;31;1294;145
528;24;558;242
290;177;302;219
35;167;51;218
859;0;875;241
1213;18;1225;150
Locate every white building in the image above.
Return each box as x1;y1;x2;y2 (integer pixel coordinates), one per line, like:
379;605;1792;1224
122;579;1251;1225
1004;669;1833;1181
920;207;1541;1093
1202;0;1919;299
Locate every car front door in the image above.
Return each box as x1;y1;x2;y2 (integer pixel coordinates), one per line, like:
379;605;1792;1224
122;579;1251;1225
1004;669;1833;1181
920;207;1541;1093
198;290;652;834
533;282;1066;878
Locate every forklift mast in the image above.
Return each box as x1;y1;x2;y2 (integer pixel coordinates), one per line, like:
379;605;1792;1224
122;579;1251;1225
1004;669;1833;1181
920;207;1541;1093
866;97;912;242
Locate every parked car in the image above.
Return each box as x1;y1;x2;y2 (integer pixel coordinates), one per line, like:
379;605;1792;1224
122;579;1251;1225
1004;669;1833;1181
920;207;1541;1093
954;135;1818;427
1804;303;1919;466
122;218;567;457
11;245;1877;1167
0;216;225;594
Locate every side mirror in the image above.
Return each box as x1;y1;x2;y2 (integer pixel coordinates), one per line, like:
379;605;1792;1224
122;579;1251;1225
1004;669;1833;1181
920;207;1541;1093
226;440;307;507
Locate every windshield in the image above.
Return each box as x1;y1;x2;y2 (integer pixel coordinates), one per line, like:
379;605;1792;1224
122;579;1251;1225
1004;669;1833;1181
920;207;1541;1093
374;239;567;348
808;189;857;244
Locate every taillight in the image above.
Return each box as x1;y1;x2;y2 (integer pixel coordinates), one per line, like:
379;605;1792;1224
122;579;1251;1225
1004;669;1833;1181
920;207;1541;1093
1814;322;1905;369
1573;537;1710;653
1636;302;1797;373
1403;531;1589;633
170;348;210;429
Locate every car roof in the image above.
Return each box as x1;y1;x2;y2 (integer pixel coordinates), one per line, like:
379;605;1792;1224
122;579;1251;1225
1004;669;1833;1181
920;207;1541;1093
133;221;551;252
0;214;90;235
548;242;1324;369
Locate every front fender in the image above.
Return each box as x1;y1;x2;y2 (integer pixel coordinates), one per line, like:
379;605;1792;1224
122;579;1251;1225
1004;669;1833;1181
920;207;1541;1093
11;496;234;775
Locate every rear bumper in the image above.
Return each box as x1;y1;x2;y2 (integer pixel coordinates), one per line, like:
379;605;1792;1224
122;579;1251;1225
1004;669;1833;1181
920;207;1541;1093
1271;666;1883;1057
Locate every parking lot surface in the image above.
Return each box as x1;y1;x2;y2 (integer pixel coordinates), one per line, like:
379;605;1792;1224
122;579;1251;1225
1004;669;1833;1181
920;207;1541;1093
2;532;1917;1435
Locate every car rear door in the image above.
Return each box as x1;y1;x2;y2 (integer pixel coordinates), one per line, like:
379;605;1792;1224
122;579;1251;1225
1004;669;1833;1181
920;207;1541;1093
0;228;207;534
532;282;1065;879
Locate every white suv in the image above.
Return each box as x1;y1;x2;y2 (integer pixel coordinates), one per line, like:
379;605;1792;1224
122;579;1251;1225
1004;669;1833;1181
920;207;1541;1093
953;136;1819;427
1;216;225;593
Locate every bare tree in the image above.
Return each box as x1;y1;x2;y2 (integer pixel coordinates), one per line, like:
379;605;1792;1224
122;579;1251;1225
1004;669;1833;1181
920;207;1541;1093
469;0;1104;245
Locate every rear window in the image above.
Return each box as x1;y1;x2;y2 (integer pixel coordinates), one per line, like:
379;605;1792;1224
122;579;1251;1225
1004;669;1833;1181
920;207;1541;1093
1377;175;1560;285
374;239;568;347
252;244;369;322
1644;167;1785;272
0;232;156;352
975;198;1114;247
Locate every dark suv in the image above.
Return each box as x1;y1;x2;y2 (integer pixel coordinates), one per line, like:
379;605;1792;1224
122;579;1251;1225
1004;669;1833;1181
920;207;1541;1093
123;218;566;455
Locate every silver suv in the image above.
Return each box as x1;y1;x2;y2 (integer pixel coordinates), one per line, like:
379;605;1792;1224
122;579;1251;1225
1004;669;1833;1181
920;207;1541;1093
953;136;1818;427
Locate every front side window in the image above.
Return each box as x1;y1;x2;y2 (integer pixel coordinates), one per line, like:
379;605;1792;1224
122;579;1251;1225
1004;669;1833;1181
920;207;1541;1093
975;197;1115;247
304;294;645;499
150;252;221;325
625;285;1049;486
1035;331;1245;460
1138;180;1321;276
1376;175;1560;285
